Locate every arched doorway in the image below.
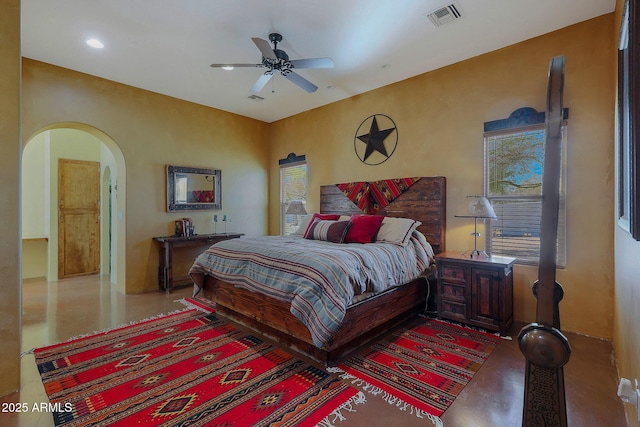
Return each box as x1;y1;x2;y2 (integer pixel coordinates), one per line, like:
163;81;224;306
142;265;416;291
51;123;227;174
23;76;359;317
22;123;126;292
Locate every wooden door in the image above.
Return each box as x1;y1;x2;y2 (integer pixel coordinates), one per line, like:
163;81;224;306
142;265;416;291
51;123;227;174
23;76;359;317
58;159;100;279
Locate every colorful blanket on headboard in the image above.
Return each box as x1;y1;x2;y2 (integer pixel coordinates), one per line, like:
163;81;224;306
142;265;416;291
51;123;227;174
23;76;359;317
337;177;421;214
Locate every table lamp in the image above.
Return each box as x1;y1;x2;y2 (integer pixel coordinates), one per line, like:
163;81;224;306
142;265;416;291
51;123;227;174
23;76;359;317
455;195;497;258
285;200;307;230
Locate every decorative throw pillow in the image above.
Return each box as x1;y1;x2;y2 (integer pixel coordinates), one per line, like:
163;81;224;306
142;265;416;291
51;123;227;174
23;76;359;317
376;217;422;245
299;213;341;236
344;214;384;243
293;214;314;236
304;219;352;243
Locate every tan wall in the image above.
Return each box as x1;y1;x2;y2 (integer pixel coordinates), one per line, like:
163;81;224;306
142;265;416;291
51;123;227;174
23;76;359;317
22;59;271;294
0;0;22;397
614;0;640;425
269;15;615;340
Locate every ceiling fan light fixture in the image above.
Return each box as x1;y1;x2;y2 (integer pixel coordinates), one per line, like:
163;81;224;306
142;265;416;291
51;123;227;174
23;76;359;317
222;66;234;71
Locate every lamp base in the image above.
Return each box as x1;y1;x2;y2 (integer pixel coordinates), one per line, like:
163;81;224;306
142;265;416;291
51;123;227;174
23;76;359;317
461;249;490;259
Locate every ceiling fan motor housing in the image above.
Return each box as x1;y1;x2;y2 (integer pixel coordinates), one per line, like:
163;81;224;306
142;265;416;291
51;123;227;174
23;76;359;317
262;33;291;73
274;49;289;61
266;33;289;63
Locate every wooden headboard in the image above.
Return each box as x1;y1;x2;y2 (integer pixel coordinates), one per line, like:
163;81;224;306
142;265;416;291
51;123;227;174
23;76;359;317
319;177;446;254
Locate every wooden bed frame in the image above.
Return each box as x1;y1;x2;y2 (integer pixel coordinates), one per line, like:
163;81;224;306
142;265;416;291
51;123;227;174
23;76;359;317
196;177;446;364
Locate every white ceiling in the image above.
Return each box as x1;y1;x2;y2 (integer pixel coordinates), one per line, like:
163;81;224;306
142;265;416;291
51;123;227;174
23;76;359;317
21;0;615;123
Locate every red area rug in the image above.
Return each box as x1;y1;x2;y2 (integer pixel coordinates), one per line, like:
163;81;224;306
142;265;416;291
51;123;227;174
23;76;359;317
34;309;362;426
334;318;500;427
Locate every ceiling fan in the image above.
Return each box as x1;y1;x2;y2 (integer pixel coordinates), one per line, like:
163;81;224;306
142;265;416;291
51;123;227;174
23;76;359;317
210;33;334;94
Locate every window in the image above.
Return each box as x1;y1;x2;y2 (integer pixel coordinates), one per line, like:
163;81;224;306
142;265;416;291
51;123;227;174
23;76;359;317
279;153;307;235
483;108;567;266
618;0;640;240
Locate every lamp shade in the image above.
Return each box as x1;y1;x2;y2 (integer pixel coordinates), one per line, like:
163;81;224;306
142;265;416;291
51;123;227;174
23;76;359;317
285;200;307;215
468;196;496;218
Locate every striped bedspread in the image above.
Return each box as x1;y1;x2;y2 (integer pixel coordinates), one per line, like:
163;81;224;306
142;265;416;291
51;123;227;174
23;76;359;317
189;231;434;348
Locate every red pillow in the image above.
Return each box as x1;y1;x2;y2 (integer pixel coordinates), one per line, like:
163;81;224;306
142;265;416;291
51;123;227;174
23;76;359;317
344;214;384;243
303;213;341;236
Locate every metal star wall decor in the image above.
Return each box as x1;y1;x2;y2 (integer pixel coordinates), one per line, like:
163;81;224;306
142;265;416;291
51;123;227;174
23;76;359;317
354;114;398;165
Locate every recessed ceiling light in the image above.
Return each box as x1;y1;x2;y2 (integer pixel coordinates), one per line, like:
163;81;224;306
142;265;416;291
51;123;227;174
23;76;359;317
221;66;234;71
86;38;104;49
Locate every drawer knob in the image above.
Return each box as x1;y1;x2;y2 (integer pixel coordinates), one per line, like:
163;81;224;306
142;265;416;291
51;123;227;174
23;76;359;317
452;271;457;277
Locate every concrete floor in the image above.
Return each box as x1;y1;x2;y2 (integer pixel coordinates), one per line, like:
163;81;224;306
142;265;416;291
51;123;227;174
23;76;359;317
0;275;628;426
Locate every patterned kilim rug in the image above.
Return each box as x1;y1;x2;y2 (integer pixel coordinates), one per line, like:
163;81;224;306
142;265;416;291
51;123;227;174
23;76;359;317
34;309;363;427
332;318;500;427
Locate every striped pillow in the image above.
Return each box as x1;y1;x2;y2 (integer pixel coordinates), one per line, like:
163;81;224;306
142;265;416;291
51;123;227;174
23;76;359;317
304;219;352;243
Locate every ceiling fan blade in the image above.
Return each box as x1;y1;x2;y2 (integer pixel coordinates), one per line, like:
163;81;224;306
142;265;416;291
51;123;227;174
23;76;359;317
251;37;277;61
250;73;273;93
210;63;264;68
285;71;318;93
289;57;334;69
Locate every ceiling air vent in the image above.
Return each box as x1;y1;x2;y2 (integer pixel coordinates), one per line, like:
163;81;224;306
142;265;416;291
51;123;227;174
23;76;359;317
426;3;462;27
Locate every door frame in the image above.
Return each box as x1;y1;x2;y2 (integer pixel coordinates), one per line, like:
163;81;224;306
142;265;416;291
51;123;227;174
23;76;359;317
22;123;127;292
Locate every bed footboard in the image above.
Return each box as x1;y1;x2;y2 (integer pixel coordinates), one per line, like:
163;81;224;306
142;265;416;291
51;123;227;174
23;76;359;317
201;275;427;364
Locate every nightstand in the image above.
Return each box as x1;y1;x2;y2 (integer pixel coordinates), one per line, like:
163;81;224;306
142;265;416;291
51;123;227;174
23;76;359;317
436;252;515;335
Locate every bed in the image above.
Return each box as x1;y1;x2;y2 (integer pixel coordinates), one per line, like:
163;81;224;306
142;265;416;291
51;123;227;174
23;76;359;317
189;176;445;364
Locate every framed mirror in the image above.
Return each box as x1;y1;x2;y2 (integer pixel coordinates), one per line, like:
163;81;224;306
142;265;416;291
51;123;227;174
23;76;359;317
166;165;221;211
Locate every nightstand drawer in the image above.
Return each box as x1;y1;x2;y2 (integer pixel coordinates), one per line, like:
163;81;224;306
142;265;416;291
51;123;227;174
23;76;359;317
440;299;467;321
440;282;466;301
440;264;467;284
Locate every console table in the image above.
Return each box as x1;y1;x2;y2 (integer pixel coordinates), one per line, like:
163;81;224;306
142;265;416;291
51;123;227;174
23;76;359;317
153;233;243;293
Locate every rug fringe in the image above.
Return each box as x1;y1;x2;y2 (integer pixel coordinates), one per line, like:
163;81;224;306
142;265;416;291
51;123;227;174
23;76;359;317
20;349;34;358
327;368;443;427
316;391;366;427
419;314;512;339
34;308;194;350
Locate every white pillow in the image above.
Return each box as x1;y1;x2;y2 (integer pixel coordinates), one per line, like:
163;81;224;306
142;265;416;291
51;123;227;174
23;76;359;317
376;217;422;245
293;214;314;236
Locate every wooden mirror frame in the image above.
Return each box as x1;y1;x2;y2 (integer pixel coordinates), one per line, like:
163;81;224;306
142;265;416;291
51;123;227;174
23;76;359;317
166;165;221;211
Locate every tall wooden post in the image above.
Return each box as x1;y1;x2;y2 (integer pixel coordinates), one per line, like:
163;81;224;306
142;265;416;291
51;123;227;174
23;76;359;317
518;56;571;427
